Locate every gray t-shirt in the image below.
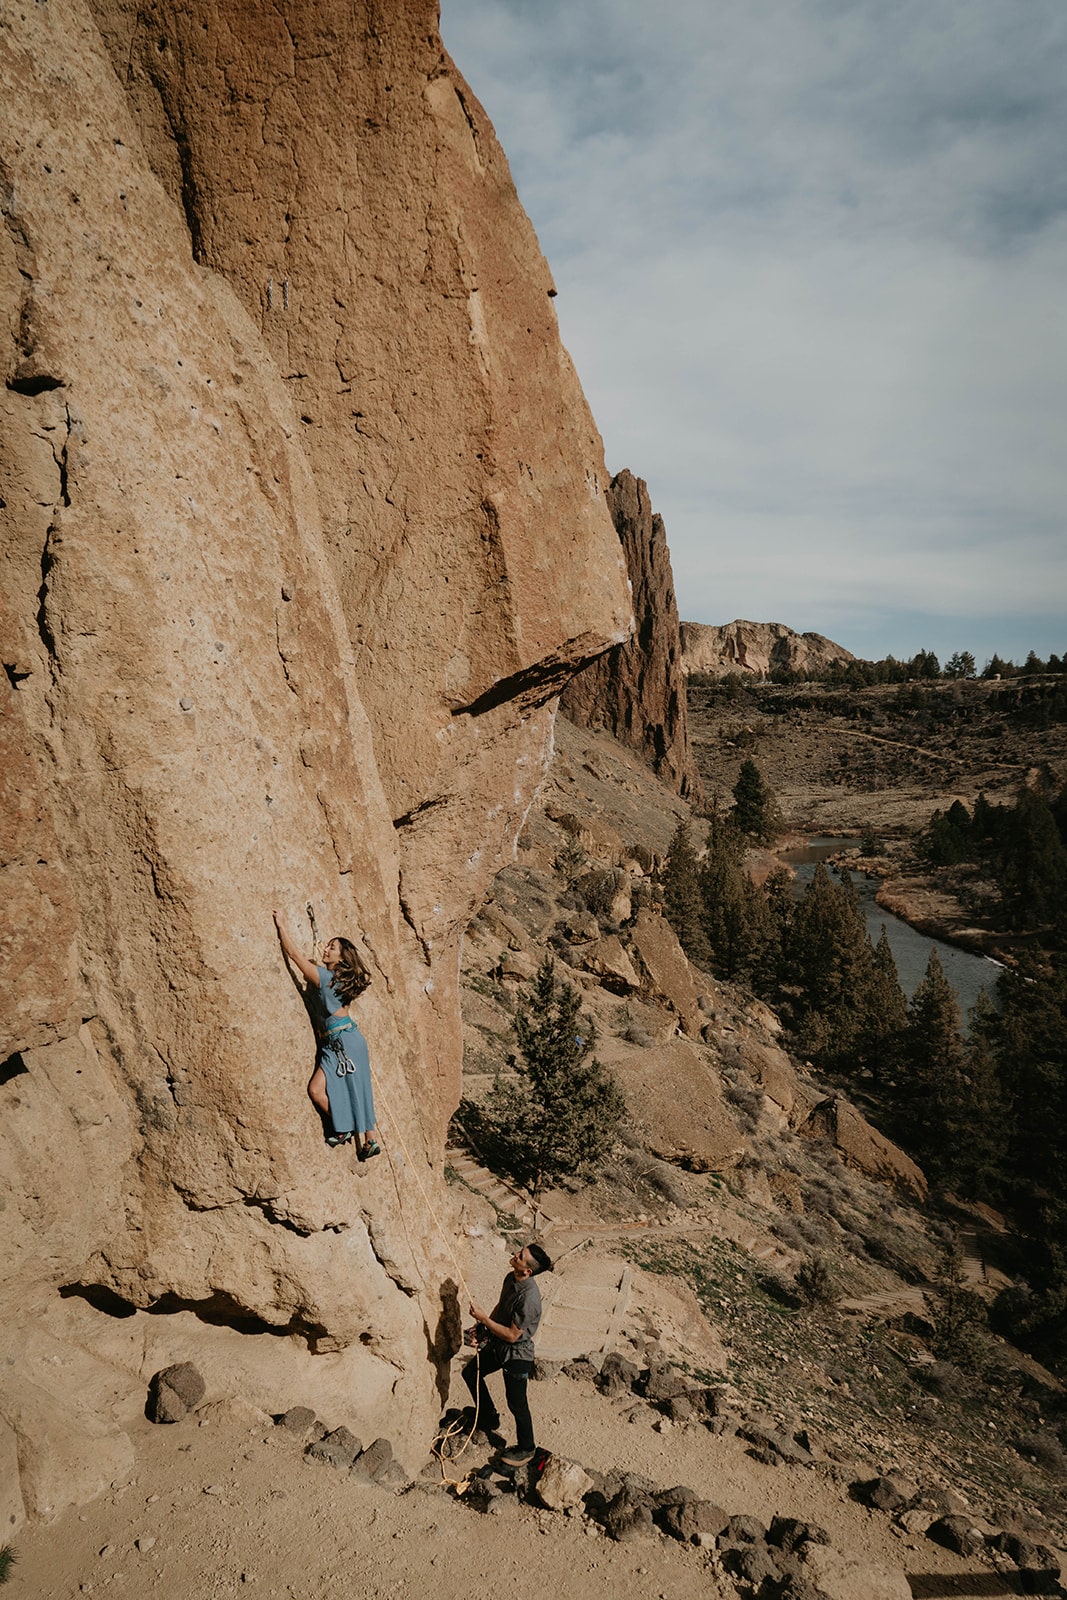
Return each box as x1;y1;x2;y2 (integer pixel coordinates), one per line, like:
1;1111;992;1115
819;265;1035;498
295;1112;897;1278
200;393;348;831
492;1272;542;1364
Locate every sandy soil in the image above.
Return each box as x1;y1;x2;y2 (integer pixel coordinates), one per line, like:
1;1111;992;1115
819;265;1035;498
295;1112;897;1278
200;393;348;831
8;1355;999;1600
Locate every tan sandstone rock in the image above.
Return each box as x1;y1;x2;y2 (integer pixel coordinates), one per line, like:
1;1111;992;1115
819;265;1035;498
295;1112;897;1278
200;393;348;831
736;1039;798;1119
681;619;855;680
798;1542;912;1600
0;0;630;1524
797;1097;928;1202
599;1036;745;1171
628;910;701;1035
561;470;700;799
579;936;641;992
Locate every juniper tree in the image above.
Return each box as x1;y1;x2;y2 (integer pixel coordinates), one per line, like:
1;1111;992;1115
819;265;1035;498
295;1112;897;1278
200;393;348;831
954;989;1008;1201
989;956;1067;1372
471;958;626;1199
995;788;1067;932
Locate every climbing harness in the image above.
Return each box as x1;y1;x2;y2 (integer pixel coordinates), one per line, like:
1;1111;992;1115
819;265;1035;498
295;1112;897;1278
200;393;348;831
323;1013;358;1076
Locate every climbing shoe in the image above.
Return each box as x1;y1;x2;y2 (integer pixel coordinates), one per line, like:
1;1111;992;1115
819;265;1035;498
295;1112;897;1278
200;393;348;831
499;1446;536;1468
362;1140;381;1161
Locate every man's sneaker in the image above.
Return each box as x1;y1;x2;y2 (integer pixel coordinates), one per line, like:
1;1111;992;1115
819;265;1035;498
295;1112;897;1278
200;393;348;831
499;1446;536;1468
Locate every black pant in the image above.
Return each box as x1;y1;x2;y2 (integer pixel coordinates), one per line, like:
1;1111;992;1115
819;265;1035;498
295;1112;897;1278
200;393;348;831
462;1345;535;1451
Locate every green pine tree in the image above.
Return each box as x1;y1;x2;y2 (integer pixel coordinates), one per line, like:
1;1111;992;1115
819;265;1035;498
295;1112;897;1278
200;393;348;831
699;815;763;977
780;863;879;1072
995;788;1067;932
661;819;711;962
897;949;970;1186
731;758;777;843
987;957;1067;1374
854;925;909;1085
469;959;626;1199
953;989;1008;1200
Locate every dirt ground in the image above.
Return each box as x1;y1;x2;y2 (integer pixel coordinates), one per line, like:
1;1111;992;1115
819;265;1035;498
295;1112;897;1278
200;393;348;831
8;1316;1019;1600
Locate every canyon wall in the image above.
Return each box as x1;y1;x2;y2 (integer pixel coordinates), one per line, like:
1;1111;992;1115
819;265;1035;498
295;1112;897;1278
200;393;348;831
0;0;630;1526
681;619;855;680
561;470;699;800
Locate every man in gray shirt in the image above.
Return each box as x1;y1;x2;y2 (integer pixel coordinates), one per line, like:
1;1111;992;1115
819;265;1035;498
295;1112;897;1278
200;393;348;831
464;1242;552;1467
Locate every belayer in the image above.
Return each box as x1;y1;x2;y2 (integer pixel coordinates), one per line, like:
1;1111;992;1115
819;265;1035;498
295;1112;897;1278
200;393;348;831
273;910;382;1159
464;1242;552;1468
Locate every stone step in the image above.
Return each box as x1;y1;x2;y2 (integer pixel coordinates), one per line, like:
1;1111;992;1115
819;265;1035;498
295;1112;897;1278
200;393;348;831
538;1263;632;1364
444;1147;545;1228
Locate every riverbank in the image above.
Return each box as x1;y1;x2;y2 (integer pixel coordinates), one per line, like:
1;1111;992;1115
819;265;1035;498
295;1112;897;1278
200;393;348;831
770;836;1004;1011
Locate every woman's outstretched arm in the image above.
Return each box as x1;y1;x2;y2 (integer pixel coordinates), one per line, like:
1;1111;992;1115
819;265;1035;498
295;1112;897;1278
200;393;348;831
273;910;320;984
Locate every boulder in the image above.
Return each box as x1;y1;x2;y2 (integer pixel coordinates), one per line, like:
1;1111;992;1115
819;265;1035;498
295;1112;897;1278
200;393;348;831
927;1515;986;1557
536;1456;594;1512
640;1364;689;1404
796;1096;928;1201
852;1474;919;1513
579;936;640;992
798;1543;913;1600
557;909;600;945
599;1489;655;1542
598;1034;745;1172
597;1352;642;1397
739;1425;815;1468
628;910;701;1035
351;1437;394;1482
146;1363;206;1425
721;1513;768;1544
659;1497;729;1545
276;1407;318;1436
307;1428;362;1471
737;1039;798;1117
721;1543;784;1589
768;1516;830;1552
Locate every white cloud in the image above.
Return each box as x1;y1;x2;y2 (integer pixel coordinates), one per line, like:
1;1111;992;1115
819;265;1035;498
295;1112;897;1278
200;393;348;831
442;0;1067;662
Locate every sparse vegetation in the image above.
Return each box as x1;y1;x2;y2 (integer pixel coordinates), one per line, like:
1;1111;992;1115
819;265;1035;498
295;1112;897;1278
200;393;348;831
0;1546;14;1585
795;1254;835;1308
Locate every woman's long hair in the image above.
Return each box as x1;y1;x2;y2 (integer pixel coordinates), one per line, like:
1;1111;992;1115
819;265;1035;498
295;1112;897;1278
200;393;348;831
330;937;371;1004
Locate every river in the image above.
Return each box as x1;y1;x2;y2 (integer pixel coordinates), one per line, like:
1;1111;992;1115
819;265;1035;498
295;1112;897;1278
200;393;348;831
777;837;1002;1022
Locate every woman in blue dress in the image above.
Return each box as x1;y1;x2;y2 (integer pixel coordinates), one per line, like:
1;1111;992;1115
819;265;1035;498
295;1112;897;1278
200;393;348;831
274;911;381;1158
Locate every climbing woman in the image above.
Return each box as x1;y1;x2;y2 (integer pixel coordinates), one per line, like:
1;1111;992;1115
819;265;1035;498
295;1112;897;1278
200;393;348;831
273;911;382;1159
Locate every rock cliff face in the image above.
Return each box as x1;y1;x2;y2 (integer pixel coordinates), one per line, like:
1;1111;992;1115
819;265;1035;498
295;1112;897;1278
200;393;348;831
681;620;855;680
0;0;630;1524
561;471;699;799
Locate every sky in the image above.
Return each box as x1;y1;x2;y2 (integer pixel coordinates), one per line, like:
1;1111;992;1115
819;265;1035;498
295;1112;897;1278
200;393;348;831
440;0;1067;668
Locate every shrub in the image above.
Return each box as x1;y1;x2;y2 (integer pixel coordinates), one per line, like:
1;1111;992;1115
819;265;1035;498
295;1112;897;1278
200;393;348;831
795;1254;836;1308
0;1546;14;1586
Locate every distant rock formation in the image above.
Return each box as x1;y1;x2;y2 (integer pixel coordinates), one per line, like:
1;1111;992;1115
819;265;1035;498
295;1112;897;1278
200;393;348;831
561;471;700;799
0;0;631;1526
681;620;855;680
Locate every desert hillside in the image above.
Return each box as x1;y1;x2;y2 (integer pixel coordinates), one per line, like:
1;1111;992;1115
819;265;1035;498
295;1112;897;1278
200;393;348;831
12;714;1066;1598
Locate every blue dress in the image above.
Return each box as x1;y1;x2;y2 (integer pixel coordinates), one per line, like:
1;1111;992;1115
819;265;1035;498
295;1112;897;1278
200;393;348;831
316;965;376;1137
